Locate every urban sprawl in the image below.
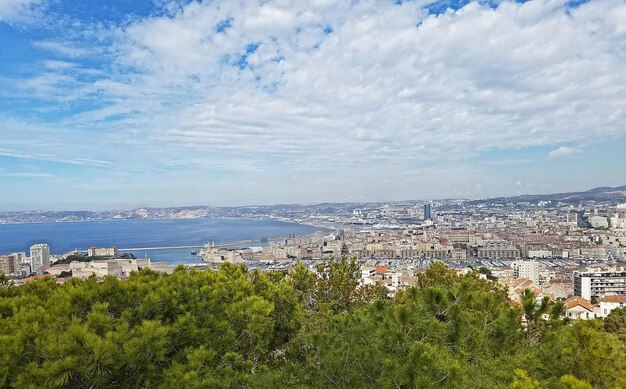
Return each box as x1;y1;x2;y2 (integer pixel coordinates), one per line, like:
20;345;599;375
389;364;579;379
3;198;626;321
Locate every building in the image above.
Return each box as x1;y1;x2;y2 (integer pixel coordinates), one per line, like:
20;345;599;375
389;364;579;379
598;295;626;318
30;243;50;271
424;204;432;221
477;240;521;259
87;247;119;257
574;271;626;301
0;255;17;275
565;298;595;320
512;261;539;284
69;259;140;278
580;247;608;259
589;215;609;229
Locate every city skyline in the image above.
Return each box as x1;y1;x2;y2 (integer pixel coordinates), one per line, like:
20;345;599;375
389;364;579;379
1;0;626;210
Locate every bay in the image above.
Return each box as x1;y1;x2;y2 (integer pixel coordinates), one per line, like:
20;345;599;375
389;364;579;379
0;218;326;265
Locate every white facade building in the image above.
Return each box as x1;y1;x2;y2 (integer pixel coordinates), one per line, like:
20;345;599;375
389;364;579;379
512;260;539;284
589;216;609;229
598;296;626;318
87;247;119;257
574;270;626;300
29;243;50;271
565;298;595;320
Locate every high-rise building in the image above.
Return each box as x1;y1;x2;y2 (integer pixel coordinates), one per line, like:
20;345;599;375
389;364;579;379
30;243;50;270
512;260;539;284
574;271;626;300
424;204;432;221
0;255;17;275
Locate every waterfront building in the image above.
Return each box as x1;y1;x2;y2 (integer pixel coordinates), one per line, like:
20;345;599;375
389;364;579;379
87;246;119;257
30;243;50;271
0;255;17;275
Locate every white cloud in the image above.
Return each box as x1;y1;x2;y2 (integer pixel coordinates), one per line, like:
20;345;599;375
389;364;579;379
3;0;626;204
32;40;89;58
1;172;56;178
105;0;624;168
0;0;44;22
547;146;578;159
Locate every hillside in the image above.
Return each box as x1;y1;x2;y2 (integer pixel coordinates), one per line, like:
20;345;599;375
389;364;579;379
0;261;624;388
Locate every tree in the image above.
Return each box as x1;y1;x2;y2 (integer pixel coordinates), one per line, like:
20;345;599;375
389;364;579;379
0;262;624;388
520;288;550;345
559;375;592;389
417;262;456;288
603;306;626;334
287;262;316;309
478;266;498;281
511;369;541;389
0;274;12;288
314;255;360;313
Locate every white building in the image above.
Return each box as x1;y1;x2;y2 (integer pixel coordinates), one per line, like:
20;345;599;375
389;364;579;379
70;260;124;278
69;259;147;279
87;247;118;257
574;270;626;301
527;249;552;258
512;260;539;284
565;298;595;320
598;295;626;318
30;243;50;271
589;216;609;229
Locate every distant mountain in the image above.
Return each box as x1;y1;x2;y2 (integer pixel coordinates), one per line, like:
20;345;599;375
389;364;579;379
1;185;624;224
476;185;626;204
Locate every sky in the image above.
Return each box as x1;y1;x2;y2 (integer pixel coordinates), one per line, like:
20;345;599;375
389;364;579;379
0;0;625;210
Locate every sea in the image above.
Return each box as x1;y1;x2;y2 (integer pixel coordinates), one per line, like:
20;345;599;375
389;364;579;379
0;218;327;265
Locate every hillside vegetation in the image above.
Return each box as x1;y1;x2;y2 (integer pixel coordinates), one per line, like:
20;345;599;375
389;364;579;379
0;259;624;388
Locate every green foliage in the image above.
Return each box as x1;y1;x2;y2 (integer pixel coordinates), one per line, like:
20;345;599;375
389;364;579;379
314;255;360;313
0;262;624;388
558;375;592;389
511;369;541;389
479;266;498;281
603;306;626;335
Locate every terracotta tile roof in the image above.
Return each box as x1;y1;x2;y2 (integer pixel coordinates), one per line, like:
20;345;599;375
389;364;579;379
20;274;53;283
566;298;593;312
375;266;389;273
601;295;626;304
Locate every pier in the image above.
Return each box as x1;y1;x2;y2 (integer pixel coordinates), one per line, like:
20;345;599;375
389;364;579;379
113;236;278;252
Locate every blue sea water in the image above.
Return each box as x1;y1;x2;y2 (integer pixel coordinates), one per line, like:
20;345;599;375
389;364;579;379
0;218;325;265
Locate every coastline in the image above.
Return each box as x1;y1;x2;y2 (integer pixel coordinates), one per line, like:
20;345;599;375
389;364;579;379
0;218;329;264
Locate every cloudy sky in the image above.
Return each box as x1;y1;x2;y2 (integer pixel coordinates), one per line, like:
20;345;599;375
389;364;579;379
0;0;625;210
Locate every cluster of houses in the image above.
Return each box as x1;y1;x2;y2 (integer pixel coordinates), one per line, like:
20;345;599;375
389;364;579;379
562;295;626;320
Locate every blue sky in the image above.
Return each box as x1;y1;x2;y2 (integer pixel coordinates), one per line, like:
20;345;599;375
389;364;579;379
0;0;625;210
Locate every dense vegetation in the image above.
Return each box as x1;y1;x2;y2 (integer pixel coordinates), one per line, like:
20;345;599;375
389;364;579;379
55;253;136;265
0;258;625;388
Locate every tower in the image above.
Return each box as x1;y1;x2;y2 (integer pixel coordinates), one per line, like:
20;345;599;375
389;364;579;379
424;204;432;221
30;243;50;270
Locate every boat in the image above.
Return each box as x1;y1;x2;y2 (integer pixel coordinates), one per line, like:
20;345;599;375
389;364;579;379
190;250;198;255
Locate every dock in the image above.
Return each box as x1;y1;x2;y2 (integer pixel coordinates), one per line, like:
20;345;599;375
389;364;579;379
112;236;279;252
